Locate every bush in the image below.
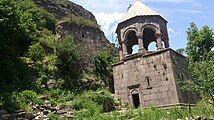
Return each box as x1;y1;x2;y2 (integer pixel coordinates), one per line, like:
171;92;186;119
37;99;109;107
57;35;81;88
92;50;118;91
15;90;43;110
192;100;214;118
74;100;102;118
62;14;99;29
39;88;75;106
90;90;115;112
72;90;115;112
0;90;42;112
72;90;115;119
49;112;59;120
0;92;20;112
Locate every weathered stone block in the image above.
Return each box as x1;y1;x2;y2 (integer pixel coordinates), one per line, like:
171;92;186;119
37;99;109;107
150;94;157;100
162;91;168;98
157;92;162;99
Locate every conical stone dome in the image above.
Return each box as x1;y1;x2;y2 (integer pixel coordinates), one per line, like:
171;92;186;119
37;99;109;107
120;0;160;23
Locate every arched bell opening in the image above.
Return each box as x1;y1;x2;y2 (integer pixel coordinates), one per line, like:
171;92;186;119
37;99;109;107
125;30;138;54
132;45;140;54
143;28;156;51
148;42;157;52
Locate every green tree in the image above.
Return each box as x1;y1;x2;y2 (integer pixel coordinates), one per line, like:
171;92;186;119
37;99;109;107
92;51;117;91
186;23;214;62
57;35;81;88
0;0;37;92
186;23;214;102
176;48;186;55
0;0;57;92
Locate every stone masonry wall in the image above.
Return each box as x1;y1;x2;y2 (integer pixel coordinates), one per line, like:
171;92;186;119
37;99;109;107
170;51;198;104
113;49;195;108
57;22;117;69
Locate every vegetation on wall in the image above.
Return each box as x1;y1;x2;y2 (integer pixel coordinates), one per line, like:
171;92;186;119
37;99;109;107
62;14;100;29
56;35;81;88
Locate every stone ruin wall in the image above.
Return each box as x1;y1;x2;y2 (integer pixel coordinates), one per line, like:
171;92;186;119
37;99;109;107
57;22;116;69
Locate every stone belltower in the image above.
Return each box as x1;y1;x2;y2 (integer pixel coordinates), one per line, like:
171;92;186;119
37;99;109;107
113;0;197;108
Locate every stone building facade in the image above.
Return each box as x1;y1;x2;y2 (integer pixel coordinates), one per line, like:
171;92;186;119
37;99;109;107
113;0;197;108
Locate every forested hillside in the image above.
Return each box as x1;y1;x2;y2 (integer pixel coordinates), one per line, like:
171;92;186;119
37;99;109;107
0;0;117;117
0;0;117;92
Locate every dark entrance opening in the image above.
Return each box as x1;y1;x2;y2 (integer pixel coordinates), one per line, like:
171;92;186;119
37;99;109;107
132;93;140;108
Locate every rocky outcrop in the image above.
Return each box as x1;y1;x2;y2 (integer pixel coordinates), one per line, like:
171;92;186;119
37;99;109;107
33;0;96;21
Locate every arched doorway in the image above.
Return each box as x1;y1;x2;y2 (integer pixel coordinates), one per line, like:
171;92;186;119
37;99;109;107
131;89;140;108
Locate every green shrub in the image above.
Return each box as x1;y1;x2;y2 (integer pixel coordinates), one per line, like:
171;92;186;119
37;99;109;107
72;90;115;112
49;112;59;120
0;90;42;112
43;88;75;106
90;90;115;112
72;90;115;119
192;100;214;118
29;43;45;61
15;90;43;109
57;35;81;88
166;107;189;120
0;92;20;112
74;100;102;119
62;14;99;29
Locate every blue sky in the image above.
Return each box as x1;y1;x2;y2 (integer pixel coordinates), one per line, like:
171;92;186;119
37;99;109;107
71;0;214;49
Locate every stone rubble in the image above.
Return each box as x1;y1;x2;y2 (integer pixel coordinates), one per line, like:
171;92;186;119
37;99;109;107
0;97;75;120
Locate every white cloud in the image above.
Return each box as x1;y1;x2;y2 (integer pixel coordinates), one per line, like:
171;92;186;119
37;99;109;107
142;0;193;3
168;28;175;33
171;9;202;14
95;12;124;42
168;27;181;41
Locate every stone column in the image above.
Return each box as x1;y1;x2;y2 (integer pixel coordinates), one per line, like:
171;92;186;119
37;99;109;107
137;33;146;54
122;40;128;57
155;32;164;50
119;45;123;60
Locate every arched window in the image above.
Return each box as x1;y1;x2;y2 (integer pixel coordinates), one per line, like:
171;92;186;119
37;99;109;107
82;33;85;38
145;76;152;89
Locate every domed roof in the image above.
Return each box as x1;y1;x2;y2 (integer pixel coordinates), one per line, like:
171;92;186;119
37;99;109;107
120;0;160;23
